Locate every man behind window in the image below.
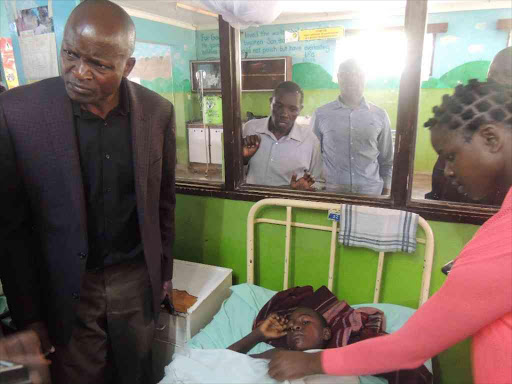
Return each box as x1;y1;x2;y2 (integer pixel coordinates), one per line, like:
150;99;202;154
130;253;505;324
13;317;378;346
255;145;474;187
242;81;323;191
311;59;393;195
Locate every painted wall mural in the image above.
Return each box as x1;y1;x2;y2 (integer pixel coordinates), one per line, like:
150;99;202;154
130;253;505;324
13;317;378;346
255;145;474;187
128;41;173;94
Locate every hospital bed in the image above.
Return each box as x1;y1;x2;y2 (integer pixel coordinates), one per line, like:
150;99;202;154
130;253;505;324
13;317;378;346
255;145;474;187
167;198;436;384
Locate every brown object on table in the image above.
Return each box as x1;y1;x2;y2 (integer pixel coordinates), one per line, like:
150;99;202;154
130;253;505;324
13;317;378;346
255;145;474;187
172;289;198;313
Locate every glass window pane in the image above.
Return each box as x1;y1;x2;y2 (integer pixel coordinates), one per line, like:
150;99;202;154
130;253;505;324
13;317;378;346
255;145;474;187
238;2;408;196
412;1;512;205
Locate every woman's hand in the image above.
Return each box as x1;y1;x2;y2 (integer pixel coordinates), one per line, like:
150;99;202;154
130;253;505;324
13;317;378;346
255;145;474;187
268;350;324;381
257;313;288;340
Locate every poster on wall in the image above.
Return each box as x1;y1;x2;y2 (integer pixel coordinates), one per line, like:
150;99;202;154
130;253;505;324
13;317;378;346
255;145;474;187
128;41;173;96
0;38;20;89
15;5;54;37
14;4;59;83
19;32;59;82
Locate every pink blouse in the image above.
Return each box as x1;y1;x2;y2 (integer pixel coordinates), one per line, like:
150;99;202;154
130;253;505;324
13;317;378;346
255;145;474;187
322;188;512;384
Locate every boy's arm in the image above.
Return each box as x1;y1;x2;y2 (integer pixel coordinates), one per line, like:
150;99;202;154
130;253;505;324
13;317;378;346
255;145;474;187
228;329;265;354
250;348;284;359
229;314;288;354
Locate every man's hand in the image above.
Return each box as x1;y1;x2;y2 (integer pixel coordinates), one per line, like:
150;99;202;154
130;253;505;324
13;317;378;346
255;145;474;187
0;330;51;384
257;313;288;340
243;135;261;163
268;350;323;381
25;321;53;356
161;279;173;302
290;172;315;190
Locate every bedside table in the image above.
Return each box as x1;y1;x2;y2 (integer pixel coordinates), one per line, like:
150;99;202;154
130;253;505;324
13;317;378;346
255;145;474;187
153;260;232;381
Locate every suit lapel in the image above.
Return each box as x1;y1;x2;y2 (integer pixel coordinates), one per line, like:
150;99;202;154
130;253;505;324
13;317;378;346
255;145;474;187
126;80;151;228
45;78;88;241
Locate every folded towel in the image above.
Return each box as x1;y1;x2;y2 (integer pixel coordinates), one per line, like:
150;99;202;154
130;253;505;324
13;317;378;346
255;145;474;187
339;204;419;253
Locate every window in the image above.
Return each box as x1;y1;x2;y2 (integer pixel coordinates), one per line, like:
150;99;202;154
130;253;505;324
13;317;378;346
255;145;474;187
411;2;512;207
174;0;510;224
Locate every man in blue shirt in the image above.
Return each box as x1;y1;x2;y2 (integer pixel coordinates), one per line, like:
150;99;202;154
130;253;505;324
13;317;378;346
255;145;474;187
311;59;393;195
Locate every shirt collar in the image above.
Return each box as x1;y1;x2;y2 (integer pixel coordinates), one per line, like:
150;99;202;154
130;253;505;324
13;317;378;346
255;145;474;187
254;116;305;142
335;96;369;111
71;77;130;118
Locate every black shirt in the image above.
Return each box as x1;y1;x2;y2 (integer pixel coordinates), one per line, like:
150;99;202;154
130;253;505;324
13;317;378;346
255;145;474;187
73;80;142;269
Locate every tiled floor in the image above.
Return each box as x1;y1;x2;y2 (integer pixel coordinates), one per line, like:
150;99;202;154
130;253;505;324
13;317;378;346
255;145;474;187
176;164;433;201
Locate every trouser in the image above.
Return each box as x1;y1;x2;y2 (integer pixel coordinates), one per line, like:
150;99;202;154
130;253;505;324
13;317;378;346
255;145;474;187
51;258;155;384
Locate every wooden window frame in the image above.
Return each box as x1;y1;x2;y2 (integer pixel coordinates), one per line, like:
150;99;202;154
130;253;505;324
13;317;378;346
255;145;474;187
176;2;499;225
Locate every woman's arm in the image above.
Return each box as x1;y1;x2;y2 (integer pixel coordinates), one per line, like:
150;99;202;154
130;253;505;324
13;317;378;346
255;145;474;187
269;210;512;380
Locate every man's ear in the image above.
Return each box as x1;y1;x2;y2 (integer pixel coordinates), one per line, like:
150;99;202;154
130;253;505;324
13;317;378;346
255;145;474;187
323;327;332;341
478;124;502;153
123;57;136;78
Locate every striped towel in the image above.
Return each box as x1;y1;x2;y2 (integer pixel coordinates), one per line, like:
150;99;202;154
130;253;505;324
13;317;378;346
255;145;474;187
339;204;419;253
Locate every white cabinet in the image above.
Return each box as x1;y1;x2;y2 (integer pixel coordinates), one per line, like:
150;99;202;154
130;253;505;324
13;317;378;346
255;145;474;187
152;260;232;381
188;127;209;163
187;124;223;165
210;128;223;165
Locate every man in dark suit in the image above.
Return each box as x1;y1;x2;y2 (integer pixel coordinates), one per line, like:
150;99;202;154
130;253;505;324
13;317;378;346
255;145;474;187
0;1;175;383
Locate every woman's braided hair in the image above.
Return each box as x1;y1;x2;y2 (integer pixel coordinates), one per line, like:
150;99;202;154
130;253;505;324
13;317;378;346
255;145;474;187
424;79;512;141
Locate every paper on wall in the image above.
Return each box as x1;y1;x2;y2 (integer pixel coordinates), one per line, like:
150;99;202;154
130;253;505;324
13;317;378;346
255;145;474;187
19;32;59;82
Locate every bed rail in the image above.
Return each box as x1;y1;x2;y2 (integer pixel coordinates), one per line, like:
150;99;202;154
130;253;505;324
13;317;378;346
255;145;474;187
247;198;434;307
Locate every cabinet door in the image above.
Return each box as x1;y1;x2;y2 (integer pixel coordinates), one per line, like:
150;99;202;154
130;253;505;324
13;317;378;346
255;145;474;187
210;129;223;165
188;128;209;163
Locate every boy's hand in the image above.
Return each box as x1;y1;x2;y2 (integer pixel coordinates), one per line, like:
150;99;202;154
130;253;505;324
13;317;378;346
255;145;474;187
257;313;288;340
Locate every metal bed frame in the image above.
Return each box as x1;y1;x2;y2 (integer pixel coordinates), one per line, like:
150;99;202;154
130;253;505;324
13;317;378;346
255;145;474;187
247;198;435;307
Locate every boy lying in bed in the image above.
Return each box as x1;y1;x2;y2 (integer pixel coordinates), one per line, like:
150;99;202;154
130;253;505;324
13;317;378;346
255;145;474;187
228;307;332;358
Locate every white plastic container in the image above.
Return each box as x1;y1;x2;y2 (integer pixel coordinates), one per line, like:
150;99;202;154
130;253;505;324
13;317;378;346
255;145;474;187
153;259;232;380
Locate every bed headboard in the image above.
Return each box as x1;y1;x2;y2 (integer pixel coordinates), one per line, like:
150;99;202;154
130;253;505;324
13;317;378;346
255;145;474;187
247;198;435;307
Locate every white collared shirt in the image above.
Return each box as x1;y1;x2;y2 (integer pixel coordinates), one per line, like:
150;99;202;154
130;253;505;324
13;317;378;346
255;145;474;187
243;117;323;189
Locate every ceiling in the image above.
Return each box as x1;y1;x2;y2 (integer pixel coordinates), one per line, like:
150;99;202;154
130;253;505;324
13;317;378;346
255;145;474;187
113;0;511;30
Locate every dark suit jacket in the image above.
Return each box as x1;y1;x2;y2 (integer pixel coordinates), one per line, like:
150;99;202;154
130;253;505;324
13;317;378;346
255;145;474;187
0;77;176;345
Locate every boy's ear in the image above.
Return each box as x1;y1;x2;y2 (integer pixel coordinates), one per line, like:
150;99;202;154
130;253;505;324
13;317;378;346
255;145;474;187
323;327;332;341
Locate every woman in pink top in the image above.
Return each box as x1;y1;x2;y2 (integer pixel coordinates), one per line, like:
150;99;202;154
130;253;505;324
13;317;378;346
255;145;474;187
268;80;512;384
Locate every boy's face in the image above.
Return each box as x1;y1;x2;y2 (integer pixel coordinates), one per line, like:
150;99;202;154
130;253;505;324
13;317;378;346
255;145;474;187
286;307;330;351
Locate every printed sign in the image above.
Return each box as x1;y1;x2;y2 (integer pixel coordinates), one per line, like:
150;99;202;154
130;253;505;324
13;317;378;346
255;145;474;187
204;95;223;125
299;27;344;41
285;30;299;43
0;38;20;89
328;209;340;222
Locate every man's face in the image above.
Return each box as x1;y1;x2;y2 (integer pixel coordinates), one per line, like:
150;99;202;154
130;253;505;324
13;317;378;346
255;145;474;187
286;308;329;351
337;64;365;102
61;20;135;108
270;90;302;134
430;124;501;201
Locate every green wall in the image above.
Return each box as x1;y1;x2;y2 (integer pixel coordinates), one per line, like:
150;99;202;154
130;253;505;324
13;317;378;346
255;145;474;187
174;193;479;384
